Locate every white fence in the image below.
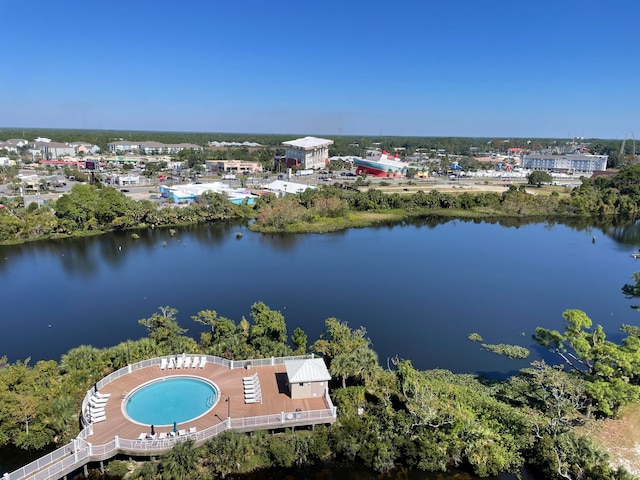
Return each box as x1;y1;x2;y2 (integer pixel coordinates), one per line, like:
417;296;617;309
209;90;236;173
7;353;333;480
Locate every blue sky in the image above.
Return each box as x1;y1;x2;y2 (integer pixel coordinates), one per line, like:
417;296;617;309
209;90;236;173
1;0;637;138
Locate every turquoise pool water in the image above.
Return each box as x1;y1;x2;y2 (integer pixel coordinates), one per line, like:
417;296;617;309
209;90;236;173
125;377;218;426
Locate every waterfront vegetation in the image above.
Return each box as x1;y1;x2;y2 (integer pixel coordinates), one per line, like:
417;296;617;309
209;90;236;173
249;164;640;233
0;184;250;244
1;300;640;479
4;164;640;243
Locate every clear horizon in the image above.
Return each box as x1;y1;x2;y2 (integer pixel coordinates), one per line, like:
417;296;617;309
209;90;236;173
2;0;638;139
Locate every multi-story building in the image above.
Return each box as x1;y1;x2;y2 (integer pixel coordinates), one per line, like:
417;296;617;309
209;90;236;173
107;141;203;154
282;136;333;170
521;154;608;174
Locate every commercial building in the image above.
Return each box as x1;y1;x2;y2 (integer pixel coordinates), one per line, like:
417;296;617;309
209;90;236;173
206;160;263;174
521;154;608;174
282;136;333;170
30;141;76;160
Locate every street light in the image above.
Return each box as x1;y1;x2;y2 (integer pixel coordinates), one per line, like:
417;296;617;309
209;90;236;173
225;396;230;419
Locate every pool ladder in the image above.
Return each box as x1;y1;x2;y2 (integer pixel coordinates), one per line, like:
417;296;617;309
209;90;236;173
206;395;216;407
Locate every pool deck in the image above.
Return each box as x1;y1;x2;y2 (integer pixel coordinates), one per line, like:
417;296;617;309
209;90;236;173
86;361;330;445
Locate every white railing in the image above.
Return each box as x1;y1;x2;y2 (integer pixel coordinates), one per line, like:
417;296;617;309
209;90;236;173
8;353;332;480
6;439;91;480
230;354;314;370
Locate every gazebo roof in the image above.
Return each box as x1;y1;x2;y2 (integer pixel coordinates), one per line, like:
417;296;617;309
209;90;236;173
285;358;331;383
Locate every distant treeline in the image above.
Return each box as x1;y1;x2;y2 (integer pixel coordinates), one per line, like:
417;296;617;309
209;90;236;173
0;128;633;166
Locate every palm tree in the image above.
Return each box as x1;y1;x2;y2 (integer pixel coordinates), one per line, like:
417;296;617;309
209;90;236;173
159;439;200;479
49;396;77;444
130;460;159;480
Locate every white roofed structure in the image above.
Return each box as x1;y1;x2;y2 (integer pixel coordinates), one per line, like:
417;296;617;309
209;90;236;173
282;136;333;170
284;358;331;399
265;180;316;196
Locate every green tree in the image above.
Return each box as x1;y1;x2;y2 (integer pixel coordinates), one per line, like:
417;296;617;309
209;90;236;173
291;327;307;354
311;317;370;364
158;439;200;479
528;170;553;187
138;306;187;349
250;302;287;344
533;309;640;416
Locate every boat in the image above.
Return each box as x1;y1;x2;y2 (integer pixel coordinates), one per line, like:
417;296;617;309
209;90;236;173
353;150;407;178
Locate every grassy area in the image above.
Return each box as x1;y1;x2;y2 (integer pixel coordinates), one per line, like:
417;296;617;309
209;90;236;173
248;211;404;234
247;207;538;234
584;402;640;476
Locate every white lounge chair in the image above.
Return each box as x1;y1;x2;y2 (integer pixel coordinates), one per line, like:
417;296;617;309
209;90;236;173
91;395;108;403
159;432;167;440
244;393;261;400
178;429;186;436
168;357;175;369
176;357;184;369
89;399;108;409
245;397;262;404
160;358;167;370
184;356;191;368
138;433;147;440
92;414;106;423
191;356;199;368
199;356;207;368
89;407;105;415
243;373;258;382
94;392;111;399
244;385;261;393
189;427;196;434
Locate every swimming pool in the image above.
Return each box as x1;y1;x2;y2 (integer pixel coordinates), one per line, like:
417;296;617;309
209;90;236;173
125;376;218;426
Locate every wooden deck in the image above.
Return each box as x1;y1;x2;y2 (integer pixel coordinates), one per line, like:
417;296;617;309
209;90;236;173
87;362;330;445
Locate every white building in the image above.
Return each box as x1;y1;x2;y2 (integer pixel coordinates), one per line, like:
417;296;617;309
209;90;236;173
265;180;316;196
0;139;29;153
521;154;608;173
284;358;331;399
30;141;76;160
282;136;333;170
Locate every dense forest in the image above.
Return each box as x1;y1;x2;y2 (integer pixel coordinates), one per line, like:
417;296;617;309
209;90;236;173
1;300;639;479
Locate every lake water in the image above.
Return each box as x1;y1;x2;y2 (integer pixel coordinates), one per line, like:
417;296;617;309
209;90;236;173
2;217;640;378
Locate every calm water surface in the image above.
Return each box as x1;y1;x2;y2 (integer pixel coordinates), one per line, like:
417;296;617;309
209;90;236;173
2;218;640;377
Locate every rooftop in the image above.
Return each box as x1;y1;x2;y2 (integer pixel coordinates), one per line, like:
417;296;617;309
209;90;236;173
282;136;334;150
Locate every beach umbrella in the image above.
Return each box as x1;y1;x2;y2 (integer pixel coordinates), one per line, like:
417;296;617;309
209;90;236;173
150;425;155;436
173;421;177;434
